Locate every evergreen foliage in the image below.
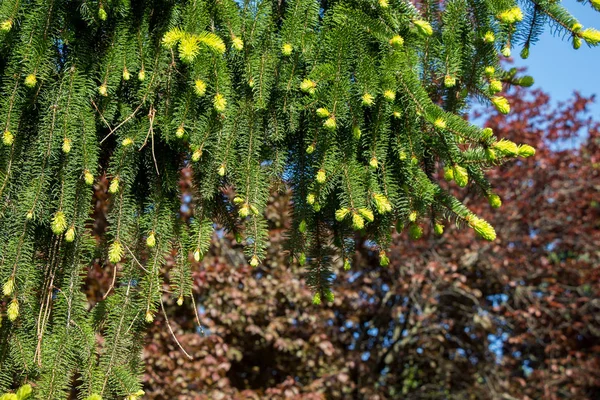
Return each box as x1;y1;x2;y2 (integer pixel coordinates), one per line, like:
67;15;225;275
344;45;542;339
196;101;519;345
0;0;596;397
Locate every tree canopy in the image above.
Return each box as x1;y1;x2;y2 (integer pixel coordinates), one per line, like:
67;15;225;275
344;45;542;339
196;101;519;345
0;0;598;398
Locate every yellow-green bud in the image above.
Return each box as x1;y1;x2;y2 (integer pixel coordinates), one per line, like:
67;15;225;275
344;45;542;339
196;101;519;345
312;292;321;305
84;170;94;185
145;310;154;323
65;226;75;242
520;47;530;59
501;45;511;57
138;69;146;81
468;215;497;241
582;28;600;45
122;67;130;81
3;277;14;297
497;7;523;24
306;144;315;154
250;204;260;215
517;76;534;87
491;96;510;114
444;75;456;88
493;139;519;155
316;169;326;184
192;149;202;162
481;127;493;140
214;93;227;113
352;213;364;230
16;384;32;400
146;232;156;248
176;126;185;138
343;259;351;271
0;20;13;32
443;165;454;181
7;299;19;321
383;90;396;102
353;126;362;139
298;252;306;265
177;296;184;306
281;43;293;56
323;116;336;131
299;219;307;233
121;137;134;147
194;79;207;96
109;177;120;193
61;138;72;153
233;196;245;205
85;395;103;400
193;249;201;262
379;251;389;266
24;74;37;88
484;66;495;78
239;204;250;218
358;208;374;222
518;144;536;157
362;93;374;107
316;108;330;118
3;130;14;146
98;6;107;21
217;164;226;176
372;193;392;214
335;208;350;221
378;0;388;7
489;79;502;94
369;156;378;169
313;202;321;212
389;35;404;48
300;79;316;93
108;240;123;263
306;193;315;205
408;211;417;222
98;84;108;96
434;118;447;129
485;148;497;161
434;223;444;236
232;36;244;51
248;78;255;88
414;20;433;36
408;224;423;240
488;194;502;208
26;211;33;220
250;255;260;267
51;211;68;235
573;36;582;50
392;110;401;119
453;164;469;187
483;31;495;43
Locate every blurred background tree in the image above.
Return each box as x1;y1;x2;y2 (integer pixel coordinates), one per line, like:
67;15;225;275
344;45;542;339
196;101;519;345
87;79;599;399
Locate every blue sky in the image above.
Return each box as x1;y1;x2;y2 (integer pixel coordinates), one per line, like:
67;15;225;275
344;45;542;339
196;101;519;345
513;0;600;115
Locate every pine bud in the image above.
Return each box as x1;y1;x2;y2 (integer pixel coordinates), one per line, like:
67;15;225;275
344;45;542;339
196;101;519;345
109;240;123;263
138;69;146;81
316;108;330;118
16;384;32;400
306;144;315;154
26;211;33;220
98;84;108;96
232;36;244;51
146;232;156;247
3;277;14;297
109;177;120;193
300;79;316;93
484;66;495;78
177;296;184;306
378;0;389;7
444;75;456;88
383;90;396;102
299;219;307;233
481;127;493;140
362;93;374;106
485;148;497;161
573;36;582;50
343;259;351;270
372;193;392;213
489;79;502;94
434;118;446;129
520;46;530;59
468;215;496;241
434;223;444;236
324;289;334;302
353;126;362;139
453;164;469;187
582;28;600;45
176;126;185;138
121;137;134;147
483;31;495;43
312;292;321;305
3;130;14;146
335;208;350;221
352;213;364;230
392;110;401;119
217;164;226;176
248;78;255;88
24;74;37;88
213;93;226;113
298;252;307;265
122;67;130;81
316;169;326;184
491;96;510;114
65;226;75;242
145;310;154;323
572;23;583;33
501;45;511;57
389;35;404;48
358;208;374;222
443;165;454;181
313;202;321;212
518;144;536;157
516;76;534;87
84;170;94;186
323;116;336;131
493;139;519;155
379;251;389;266
193;249;201;262
52;211;68;235
408;224;423;240
191;149;202;162
369;156;378;169
250;204;259;215
98;6;107;21
194;79;207;96
233;196;245;205
497;7;523;24
488;193;502;208
0;20;13;32
414;20;433;36
408;211;417;222
239;204;250;218
86;395;103;400
306;193;315;205
281;43;293;56
162;29;183;48
250;255;259;267
7;299;19;321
